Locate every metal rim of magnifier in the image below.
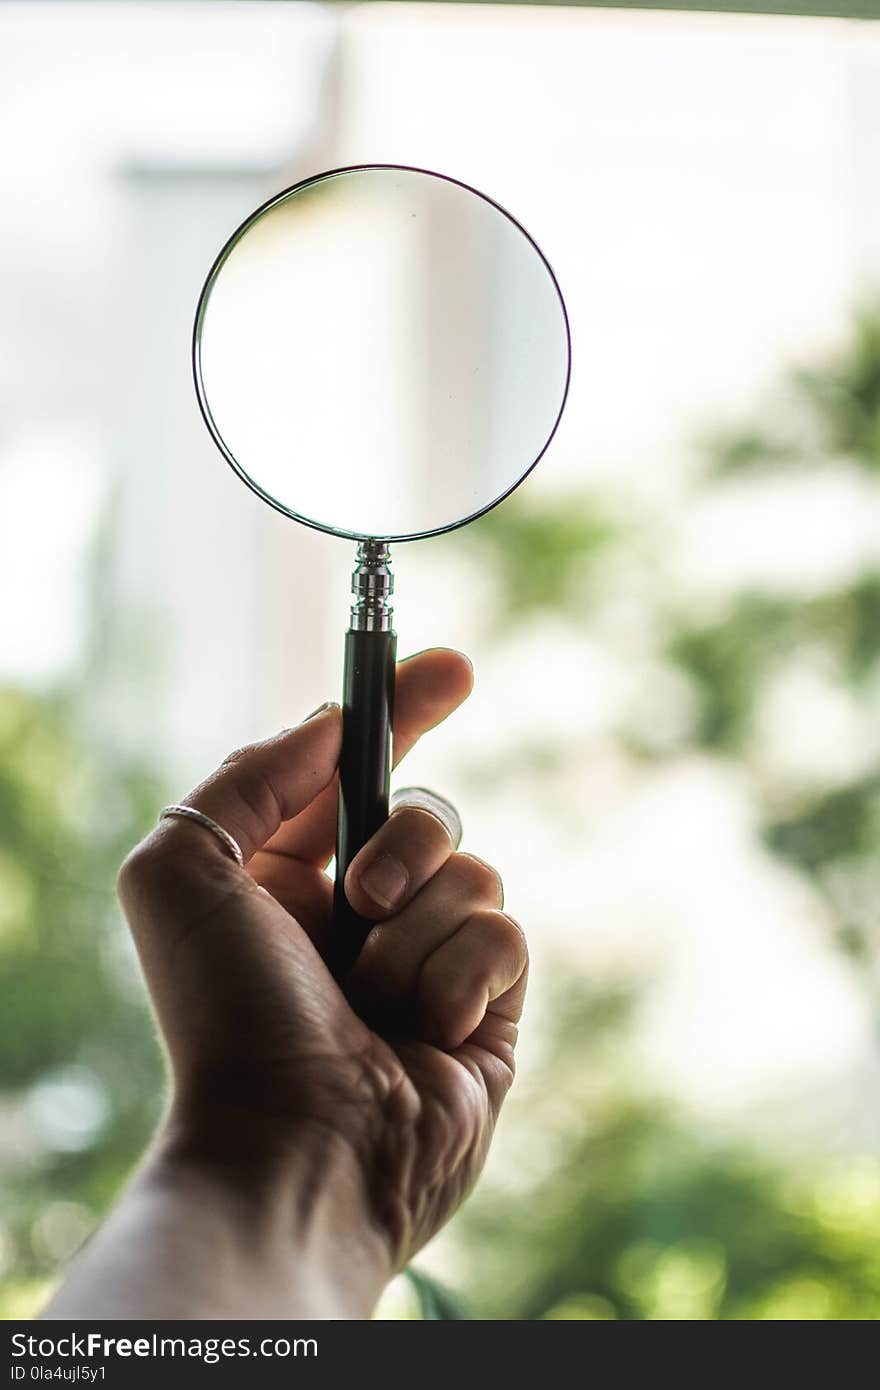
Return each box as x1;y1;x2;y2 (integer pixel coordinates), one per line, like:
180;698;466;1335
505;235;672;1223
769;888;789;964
192;163;572;544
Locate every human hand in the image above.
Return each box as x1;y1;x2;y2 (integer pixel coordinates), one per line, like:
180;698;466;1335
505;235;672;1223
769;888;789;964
114;648;527;1317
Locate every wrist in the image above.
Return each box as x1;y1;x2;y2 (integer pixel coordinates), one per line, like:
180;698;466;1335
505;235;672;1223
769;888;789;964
151;1102;395;1319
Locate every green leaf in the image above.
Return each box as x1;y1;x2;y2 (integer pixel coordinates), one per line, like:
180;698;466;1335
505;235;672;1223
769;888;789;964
404;1267;472;1320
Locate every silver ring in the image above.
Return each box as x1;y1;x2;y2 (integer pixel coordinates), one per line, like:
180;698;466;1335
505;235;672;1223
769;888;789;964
159;804;245;867
390;787;463;848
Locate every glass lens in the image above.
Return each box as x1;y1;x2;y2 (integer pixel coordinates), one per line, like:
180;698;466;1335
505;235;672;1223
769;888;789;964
194;166;570;541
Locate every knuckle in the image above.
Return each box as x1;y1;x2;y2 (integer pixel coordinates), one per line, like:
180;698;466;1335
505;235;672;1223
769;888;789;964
116;832;167;904
448;911;528;1005
220;743;257;769
484;909;529;972
454;852;504;905
474;904;523;941
226;765;274;829
117;822;235;916
205;757;276;840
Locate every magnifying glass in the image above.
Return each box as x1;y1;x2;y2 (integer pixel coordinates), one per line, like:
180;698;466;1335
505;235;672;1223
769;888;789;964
193;163;571;977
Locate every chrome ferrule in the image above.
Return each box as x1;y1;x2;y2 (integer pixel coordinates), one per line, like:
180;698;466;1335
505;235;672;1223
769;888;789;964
350;539;394;632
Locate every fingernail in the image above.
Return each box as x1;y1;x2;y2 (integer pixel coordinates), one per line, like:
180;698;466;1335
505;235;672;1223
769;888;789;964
359;853;408;911
301;701;337;723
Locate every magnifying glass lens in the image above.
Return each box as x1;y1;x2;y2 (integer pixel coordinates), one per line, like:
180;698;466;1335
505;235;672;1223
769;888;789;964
194;166;570;541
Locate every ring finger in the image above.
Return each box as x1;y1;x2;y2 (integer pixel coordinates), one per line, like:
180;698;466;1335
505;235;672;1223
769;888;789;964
348;850;504;1022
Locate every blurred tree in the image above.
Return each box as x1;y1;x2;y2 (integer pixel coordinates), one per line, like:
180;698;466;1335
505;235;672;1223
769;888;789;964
443;304;880;1319
461;305;880;990
0;687;163;1314
451;977;880;1319
679;312;880;984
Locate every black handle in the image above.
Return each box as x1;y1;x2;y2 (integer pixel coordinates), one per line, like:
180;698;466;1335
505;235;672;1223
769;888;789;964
329;626;397;979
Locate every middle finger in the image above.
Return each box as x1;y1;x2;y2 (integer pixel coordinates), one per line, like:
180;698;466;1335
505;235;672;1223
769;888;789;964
348;851;504;1015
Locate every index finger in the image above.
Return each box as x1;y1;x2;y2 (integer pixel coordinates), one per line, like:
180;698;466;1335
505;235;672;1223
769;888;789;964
137;704;342;875
259;648;473;867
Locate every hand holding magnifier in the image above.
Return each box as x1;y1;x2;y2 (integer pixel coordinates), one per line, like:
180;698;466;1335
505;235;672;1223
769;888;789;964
193;164;570;979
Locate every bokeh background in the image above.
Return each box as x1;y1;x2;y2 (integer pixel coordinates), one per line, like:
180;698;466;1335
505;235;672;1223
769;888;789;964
3;0;880;1320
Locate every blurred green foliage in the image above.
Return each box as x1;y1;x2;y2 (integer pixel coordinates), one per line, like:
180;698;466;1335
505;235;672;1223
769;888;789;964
452;979;880;1319
449;304;880;1319
469;503;617;622
705;307;880;474
0;690;163;1315
463;306;880;986
4;307;880;1319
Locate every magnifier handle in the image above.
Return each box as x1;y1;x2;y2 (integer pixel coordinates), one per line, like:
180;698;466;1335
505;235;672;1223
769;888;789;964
330;626;397;980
